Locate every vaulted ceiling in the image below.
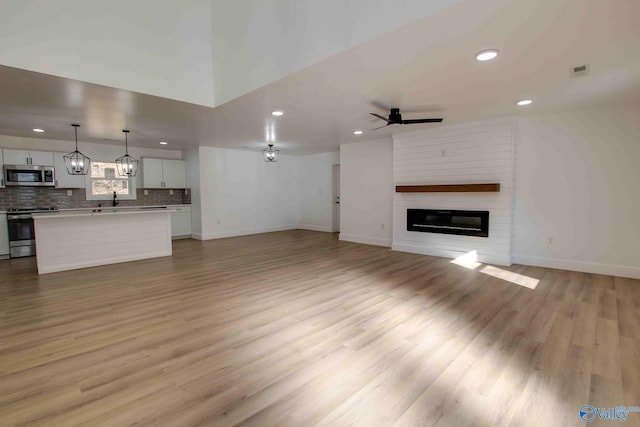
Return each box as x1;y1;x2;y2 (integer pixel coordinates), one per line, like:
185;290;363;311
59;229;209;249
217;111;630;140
0;0;639;154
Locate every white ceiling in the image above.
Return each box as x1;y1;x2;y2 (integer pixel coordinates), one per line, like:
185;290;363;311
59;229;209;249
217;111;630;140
1;0;639;155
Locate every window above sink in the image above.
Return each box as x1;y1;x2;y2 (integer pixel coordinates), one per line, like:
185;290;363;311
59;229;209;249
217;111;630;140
86;161;137;201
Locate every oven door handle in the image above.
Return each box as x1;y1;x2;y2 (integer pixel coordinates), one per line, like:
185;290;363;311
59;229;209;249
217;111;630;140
8;214;32;220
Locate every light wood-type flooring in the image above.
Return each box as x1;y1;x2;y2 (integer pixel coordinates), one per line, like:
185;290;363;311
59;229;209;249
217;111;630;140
1;231;639;426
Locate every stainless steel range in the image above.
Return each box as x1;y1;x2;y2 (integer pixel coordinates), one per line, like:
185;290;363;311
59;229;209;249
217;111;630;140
6;207;58;258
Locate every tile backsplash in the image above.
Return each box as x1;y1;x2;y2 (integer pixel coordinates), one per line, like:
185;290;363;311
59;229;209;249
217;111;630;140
0;187;191;210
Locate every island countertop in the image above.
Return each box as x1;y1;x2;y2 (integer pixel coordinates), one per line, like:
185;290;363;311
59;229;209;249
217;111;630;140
32;207;177;219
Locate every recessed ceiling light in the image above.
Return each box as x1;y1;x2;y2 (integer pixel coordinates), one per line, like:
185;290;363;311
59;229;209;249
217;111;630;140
516;99;533;106
32;128;45;133
475;49;499;61
159;141;168;145
271;110;284;116
353;130;363;135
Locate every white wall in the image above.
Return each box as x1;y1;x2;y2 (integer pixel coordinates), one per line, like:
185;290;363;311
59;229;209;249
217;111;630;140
513;102;640;278
297;152;339;232
338;101;640;278
339;138;393;247
0;0;215;107
209;0;463;105
392;120;515;266
185;148;202;237
197;147;299;239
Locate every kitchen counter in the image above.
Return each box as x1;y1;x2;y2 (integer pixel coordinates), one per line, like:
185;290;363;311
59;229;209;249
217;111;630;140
33;208;174;274
32;207;177;219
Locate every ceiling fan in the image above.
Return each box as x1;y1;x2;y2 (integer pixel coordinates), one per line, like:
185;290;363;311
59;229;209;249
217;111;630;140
369;108;443;130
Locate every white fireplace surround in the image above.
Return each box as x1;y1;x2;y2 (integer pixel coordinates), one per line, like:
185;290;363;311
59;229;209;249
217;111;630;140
392;119;515;266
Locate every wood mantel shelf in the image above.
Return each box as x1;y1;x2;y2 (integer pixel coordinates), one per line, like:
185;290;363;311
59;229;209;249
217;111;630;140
395;183;500;193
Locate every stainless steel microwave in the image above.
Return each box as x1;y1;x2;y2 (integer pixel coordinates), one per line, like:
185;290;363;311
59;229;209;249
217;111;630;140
4;165;55;187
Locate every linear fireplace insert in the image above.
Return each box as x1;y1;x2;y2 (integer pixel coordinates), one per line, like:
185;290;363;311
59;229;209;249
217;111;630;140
407;209;489;237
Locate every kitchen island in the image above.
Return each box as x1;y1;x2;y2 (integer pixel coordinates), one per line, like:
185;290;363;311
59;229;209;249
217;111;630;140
32;208;176;274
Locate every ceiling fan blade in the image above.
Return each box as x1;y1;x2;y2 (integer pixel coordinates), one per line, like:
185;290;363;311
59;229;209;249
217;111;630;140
401;118;443;124
368;100;390;112
370;113;390;122
368;124;390;131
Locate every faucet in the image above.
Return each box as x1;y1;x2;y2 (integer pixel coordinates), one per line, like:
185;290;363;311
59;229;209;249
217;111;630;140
112;191;119;207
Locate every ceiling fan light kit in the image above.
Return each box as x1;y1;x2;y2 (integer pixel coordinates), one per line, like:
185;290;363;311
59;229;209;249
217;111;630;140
263;143;279;162
63;124;91;175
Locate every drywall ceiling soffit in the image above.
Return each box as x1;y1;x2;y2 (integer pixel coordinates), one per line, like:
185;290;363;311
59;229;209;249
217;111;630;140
0;0;215;107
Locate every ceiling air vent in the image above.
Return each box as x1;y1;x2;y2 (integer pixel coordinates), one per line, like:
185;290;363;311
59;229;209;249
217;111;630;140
570;64;590;78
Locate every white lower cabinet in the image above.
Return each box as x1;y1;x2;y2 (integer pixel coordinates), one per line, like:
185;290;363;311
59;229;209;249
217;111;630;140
170;206;191;239
0;213;9;259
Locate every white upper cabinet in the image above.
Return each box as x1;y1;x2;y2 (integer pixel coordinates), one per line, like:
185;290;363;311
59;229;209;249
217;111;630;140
53;152;86;188
3;149;54;166
142;158;186;188
142;158;164;188
29;151;54;166
162;159;187;188
3;149;30;165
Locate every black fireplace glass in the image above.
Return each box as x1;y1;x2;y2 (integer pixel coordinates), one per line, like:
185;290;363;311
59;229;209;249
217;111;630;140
407;209;489;237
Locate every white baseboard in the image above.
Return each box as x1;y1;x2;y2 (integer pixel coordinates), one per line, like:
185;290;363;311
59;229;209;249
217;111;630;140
171;235;192;240
298;224;332;233
392;242;511;266
513;254;640;280
191;233;203;240
200;224;298;240
339;233;391;247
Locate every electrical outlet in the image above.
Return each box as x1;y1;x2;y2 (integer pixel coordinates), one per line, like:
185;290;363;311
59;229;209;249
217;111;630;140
548;237;555;245
66;190;73;196
169;189;174;195
144;189;149;196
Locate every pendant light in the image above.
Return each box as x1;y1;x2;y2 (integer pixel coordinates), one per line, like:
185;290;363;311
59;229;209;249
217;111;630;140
262;143;279;162
115;129;139;176
63;124;91;175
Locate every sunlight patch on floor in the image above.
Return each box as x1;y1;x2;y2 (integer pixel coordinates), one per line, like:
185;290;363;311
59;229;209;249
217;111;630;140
479;265;540;289
451;251;540;289
450;251;481;270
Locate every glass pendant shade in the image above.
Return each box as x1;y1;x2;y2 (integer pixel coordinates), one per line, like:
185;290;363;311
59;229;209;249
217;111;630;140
262;144;279;162
115;129;139;176
64;124;91;175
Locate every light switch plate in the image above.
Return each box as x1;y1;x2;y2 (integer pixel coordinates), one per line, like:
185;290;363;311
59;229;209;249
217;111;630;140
67;190;73;196
169;189;174;195
144;189;149;196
